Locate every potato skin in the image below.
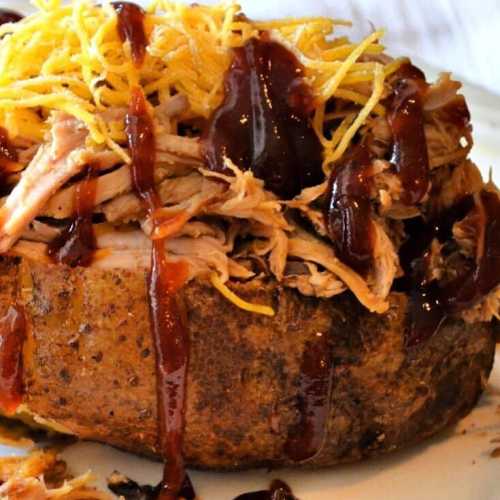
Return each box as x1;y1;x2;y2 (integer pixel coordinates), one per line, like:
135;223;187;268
1;257;494;469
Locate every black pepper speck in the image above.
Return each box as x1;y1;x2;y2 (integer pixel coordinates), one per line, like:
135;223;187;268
92;351;103;363
59;368;71;383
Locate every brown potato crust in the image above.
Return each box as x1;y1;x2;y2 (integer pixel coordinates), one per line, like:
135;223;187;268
0;257;495;469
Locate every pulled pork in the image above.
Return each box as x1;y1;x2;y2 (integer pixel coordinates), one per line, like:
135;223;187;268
1;69;498;324
0;450;109;499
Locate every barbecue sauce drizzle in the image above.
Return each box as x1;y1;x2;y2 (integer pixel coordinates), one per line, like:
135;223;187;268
443;191;500;313
233;479;297;500
284;331;334;462
47;165;97;267
126;85;190;500
108;472;196;500
401;190;500;347
323;64;430;276
115;5;191;498
0;126;19;196
0;306;25;415
113;2;148;67
0;11;25;416
324;144;374;276
202;35;323;200
387;63;430;205
0;9;23;26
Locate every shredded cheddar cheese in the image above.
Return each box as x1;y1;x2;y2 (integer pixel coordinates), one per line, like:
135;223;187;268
0;0;396;168
210;273;275;317
327;62;386;165
0;1;400;315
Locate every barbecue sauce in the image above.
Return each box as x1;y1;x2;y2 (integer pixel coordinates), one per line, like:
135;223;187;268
402;190;500;347
439;94;470;131
0;13;27;416
234;480;297;500
108;472;196;500
324;144;374;276
202;35;323;199
0;127;19;196
0;127;18;166
323;64;430;276
47;165;97;267
126;86;190;500
0;9;23;26
114;5;193;496
0;306;25;415
388;63;430;205
113;2;148;67
284;331;333;462
443;190;500;312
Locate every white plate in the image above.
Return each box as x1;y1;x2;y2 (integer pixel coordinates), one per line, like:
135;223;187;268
0;2;499;499
60;347;500;500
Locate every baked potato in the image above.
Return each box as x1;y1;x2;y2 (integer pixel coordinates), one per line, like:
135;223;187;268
0;3;497;498
0;257;491;469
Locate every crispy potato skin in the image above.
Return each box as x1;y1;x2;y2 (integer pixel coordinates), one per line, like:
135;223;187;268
0;257;494;469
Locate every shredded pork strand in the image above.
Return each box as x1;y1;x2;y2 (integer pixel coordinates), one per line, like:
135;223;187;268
201;161;290;230
0;449;109;500
287;230;389;313
435;159;484;211
141;178;224;239
0;114;89;252
284;261;346;298
0;55;494;323
43;164;170;219
240;224;289;281
12;220;253;284
462;285;500;323
370;221;400;299
425;239;446;282
425;116;471;170
156;94;189;120
453;208;480;258
373;160;422;220
156;134;201;159
22;220;62;243
424;73;462;111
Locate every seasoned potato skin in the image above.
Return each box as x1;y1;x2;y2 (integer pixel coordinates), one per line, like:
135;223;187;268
0;257;495;469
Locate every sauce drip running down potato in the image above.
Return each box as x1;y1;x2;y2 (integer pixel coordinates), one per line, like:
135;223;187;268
126;85;190;500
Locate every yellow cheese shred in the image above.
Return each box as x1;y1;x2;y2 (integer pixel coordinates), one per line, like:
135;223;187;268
0;1;400;316
210;273;276;317
326;62;386;165
0;0;395;169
